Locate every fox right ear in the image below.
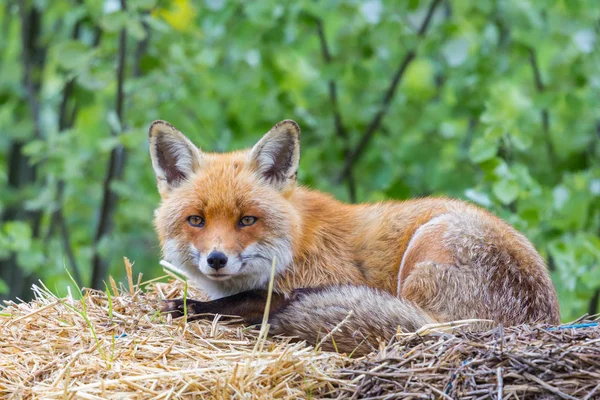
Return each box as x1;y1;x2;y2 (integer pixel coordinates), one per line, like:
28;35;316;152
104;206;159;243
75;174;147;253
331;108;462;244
148;120;203;195
248;120;300;191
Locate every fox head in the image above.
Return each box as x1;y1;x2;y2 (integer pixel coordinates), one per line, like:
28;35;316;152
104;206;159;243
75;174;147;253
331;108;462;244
149;120;301;299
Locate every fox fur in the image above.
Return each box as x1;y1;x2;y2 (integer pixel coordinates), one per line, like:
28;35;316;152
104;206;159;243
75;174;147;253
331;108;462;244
150;119;560;355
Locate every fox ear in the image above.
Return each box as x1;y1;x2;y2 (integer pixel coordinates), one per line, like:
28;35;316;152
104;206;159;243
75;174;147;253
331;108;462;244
148;120;203;195
249;120;300;191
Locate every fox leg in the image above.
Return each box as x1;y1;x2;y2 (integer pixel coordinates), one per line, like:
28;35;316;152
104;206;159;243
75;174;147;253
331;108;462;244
161;290;288;325
401;259;559;328
400;261;495;329
398;211;560;326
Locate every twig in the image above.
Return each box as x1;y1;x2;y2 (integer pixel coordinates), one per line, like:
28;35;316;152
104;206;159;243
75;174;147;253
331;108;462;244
57;0;84;133
427;384;453;400
497;367;504;400
583;383;600;400
55;208;82;285
461;117;478;157
133;19;150;77
7;299;63;325
528;47;557;168
410;319;493;336
521;372;578;400
252;257;278;355
314;17;356;202
337;0;442;182
315;310;354;351
17;0;45;140
90;0;129;289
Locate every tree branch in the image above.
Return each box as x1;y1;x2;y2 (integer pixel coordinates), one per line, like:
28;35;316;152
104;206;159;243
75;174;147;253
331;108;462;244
528;48;557;168
43;5;98;287
90;3;150;289
18;0;45;140
1;1;47;301
461;117;478;155
133;19;150;77
58;3;84;131
90;0;129;289
337;0;442;183
57;208;82;284
314;17;356;202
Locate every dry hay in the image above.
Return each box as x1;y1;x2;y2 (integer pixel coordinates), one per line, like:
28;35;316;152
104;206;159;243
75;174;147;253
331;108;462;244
0;267;351;399
337;319;600;399
1;263;599;399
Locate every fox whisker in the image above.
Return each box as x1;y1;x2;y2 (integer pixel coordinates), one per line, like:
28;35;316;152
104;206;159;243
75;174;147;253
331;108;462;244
239;254;270;261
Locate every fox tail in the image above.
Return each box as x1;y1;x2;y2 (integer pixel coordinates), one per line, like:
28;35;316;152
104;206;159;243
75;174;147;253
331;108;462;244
269;285;435;355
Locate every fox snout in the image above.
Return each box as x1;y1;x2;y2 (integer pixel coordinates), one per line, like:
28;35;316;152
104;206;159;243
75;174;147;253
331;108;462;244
197;247;240;276
206;250;228;270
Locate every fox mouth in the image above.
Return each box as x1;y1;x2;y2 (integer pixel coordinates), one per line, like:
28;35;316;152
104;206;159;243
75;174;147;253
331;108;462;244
201;261;250;281
204;273;234;281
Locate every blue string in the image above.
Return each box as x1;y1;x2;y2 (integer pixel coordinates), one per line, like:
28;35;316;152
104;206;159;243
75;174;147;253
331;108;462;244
549;322;599;331
445;360;470;394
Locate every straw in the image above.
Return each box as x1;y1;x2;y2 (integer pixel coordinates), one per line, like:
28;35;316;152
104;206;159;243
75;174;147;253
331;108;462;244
337;320;600;399
1;261;599;399
0;263;351;398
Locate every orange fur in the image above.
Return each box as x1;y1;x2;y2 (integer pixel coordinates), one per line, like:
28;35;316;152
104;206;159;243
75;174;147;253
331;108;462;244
150;119;560;337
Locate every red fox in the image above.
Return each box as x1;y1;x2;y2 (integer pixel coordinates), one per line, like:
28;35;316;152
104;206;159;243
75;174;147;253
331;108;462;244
150;119;560;355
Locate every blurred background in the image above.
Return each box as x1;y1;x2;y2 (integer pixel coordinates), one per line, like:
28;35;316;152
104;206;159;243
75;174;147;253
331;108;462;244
0;0;598;320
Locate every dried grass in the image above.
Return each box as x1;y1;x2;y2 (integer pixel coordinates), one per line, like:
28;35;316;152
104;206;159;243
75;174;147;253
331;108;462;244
1;262;599;399
337;317;600;399
0;265;351;399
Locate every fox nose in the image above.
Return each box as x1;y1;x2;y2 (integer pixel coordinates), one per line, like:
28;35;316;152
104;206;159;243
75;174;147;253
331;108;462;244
207;251;228;270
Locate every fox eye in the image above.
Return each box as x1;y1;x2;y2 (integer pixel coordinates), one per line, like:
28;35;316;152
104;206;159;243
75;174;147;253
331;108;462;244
239;216;257;227
187;215;205;227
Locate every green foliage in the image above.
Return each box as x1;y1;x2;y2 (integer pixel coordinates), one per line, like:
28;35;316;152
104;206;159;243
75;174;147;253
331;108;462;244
0;0;599;320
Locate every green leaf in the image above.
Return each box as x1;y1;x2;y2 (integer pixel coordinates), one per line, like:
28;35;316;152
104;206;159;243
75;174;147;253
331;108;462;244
130;0;157;11
465;189;492;207
0;278;8;295
402;58;436;100
493;179;520;205
442;37;470;67
55;40;95;71
100;11;128;33
1;221;32;253
469;137;499;163
16;241;45;274
22;139;46;163
128;18;148;40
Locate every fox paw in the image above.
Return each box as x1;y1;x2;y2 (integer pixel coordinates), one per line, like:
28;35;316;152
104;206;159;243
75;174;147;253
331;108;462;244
161;299;187;318
160;298;219;321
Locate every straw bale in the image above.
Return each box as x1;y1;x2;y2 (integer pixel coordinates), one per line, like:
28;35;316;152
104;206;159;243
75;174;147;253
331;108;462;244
2;269;599;399
337;318;600;399
0;276;351;399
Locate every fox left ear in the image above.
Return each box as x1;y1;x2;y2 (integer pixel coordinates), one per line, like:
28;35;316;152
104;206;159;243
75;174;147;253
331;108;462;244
248;120;300;191
148;120;203;196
